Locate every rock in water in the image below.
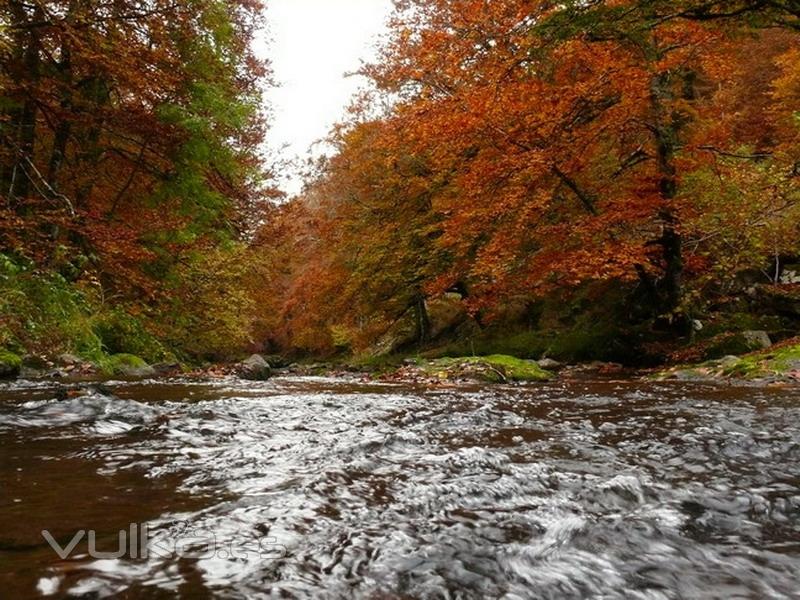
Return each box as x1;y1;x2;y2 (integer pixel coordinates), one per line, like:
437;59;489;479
152;362;182;377
106;354;156;379
239;354;272;381
537;358;564;371
0;351;21;379
116;363;156;379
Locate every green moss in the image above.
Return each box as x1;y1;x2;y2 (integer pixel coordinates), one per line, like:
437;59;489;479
99;353;149;376
713;343;800;379
721;359;762;378
92;310;171;363
767;344;800;373
0;350;22;377
426;354;553;382
0;350;22;366
699;313;787;339
480;355;553;381
665;340;800;380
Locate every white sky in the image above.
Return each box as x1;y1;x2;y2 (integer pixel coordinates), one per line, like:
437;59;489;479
257;0;394;196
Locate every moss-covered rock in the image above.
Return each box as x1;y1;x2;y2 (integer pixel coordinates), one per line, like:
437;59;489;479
703;331;772;360
422;330;552;361
698;312;788;340
101;353;156;378
659;339;800;381
719;342;800;380
92;310;171;364
424;355;554;383
0;350;22;378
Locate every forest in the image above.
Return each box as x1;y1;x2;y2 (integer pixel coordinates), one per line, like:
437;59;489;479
4;4;800;597
2;0;800;376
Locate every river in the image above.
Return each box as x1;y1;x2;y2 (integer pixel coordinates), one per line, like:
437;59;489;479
0;376;799;599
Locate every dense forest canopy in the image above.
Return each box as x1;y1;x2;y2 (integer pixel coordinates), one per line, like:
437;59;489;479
1;0;800;368
260;0;800;362
0;0;277;362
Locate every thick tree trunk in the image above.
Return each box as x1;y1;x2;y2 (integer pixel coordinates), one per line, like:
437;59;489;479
658;209;683;313
47;41;73;190
75;77;109;208
649;70;685;316
413;293;431;346
7;3;43;205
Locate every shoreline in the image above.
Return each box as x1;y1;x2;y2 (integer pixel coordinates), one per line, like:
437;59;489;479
4;340;800;388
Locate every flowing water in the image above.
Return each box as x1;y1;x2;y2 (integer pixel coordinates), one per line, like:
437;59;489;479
1;376;799;599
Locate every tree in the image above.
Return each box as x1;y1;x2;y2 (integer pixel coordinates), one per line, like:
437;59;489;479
260;0;800;356
259;120;450;354
357;0;800;322
0;0;276;358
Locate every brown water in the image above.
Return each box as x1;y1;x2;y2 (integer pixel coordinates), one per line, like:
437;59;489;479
0;376;799;599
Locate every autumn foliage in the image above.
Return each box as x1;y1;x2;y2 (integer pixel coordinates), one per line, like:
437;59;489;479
0;0;276;359
2;1;800;363
265;0;800;357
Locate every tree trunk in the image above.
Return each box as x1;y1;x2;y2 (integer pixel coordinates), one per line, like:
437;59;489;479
47;41;73;190
7;2;43;205
413;293;431;346
75;76;109;208
649;69;684;316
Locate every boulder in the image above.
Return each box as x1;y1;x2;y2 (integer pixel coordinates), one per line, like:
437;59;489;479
57;353;82;367
261;354;292;369
152;362;183;377
369;294;472;357
537;358;564;371
704;331;772;360
424;355;554;383
116;364;156;379
427;293;469;339
238;354;272;381
0;351;21;379
106;354;156;379
369;316;418;357
741;330;772;350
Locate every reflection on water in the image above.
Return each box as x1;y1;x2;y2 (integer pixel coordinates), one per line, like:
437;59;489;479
0;376;799;598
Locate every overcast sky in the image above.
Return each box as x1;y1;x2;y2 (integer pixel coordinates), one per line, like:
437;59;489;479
257;0;394;196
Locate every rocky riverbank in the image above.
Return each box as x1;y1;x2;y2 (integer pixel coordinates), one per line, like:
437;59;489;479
657;338;800;384
3;341;800;388
0;351;183;381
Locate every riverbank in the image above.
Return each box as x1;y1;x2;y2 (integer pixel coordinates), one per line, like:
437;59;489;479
3;339;800;388
656;337;800;384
